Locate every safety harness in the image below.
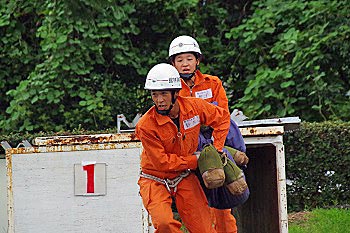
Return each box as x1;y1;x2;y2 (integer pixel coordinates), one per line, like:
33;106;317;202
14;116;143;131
140;170;191;196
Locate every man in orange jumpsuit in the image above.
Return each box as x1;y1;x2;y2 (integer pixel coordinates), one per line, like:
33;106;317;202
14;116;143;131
169;35;239;233
136;63;230;233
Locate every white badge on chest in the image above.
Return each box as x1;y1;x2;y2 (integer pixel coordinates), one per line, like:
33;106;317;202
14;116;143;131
183;115;200;130
195;88;213;99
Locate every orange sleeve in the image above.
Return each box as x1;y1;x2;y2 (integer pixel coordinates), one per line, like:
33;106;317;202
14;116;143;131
136;125;198;172
213;79;229;110
196;99;230;151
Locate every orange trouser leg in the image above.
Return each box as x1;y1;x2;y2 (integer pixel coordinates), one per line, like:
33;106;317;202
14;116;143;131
138;177;182;233
210;208;217;227
212;208;237;233
175;174;216;233
138;174;216;233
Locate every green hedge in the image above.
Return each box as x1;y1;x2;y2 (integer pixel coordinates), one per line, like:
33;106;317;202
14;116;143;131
1;121;349;212
285;121;350;212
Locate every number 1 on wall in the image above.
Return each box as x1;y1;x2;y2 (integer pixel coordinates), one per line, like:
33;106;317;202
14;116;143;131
83;164;95;193
74;162;106;196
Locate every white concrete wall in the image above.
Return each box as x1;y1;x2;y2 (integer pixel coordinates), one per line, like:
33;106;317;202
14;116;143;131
0;158;7;233
8;148;143;233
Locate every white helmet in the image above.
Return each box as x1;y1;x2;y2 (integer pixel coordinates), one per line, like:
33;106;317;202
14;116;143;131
145;63;182;90
168;35;202;58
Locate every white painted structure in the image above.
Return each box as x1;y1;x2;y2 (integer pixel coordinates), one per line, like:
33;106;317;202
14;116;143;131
0;123;296;233
243;134;288;232
1;158;7;233
2;143;145;233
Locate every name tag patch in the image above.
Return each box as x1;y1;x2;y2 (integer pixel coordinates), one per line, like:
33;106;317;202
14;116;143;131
183;115;200;130
195;89;213;99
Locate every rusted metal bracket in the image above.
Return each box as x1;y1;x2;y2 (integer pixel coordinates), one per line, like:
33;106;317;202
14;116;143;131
117;113;141;133
1;141;12;150
231;109;248;123
16;140;33;148
1;140;33;150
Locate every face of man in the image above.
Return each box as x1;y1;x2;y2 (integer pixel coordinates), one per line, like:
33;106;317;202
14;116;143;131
151;90;174;111
172;53;199;74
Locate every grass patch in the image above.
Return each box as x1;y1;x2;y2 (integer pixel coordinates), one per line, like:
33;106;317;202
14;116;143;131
289;208;350;233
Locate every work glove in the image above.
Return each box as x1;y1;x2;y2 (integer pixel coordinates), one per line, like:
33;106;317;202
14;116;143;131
198;144;225;189
220;151;248;195
224;146;249;166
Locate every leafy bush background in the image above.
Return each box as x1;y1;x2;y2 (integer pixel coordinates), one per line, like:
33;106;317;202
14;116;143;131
1;0;350;133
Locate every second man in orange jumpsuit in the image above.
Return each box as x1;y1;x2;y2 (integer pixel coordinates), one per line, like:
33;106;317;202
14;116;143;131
169;35;239;233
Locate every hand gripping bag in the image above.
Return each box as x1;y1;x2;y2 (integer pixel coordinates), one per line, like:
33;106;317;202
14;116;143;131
221;147;248;195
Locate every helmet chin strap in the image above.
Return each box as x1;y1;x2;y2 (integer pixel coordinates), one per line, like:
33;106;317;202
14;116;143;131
179;73;195;80
156;105;173;116
155;91;177;116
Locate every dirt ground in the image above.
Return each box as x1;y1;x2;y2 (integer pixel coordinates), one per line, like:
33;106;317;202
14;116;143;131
288;211;310;224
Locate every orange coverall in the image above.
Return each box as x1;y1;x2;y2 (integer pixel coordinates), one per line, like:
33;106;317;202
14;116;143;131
179;70;238;233
136;96;230;233
179;70;229;110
